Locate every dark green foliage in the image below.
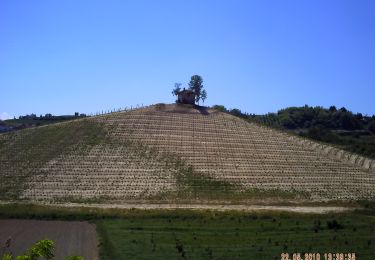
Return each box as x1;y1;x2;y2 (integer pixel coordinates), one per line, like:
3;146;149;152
1;238;83;260
28;239;55;260
245;105;373;132
211;105;227;112
1;239;54;260
327;219;343;230
220;104;375;159
273;106;362;130
229;108;242;117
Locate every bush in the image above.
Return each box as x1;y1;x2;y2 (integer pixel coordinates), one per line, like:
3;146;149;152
212;105;227;112
1;239;83;260
327;220;343;230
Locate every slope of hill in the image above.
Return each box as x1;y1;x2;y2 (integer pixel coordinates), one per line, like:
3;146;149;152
1;103;374;203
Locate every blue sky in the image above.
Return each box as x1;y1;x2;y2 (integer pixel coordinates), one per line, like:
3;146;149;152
1;0;375;119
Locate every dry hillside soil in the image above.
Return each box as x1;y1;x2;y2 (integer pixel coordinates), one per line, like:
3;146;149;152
0;103;374;203
0;219;98;259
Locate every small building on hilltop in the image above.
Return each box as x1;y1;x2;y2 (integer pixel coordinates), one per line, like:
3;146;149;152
176;89;196;105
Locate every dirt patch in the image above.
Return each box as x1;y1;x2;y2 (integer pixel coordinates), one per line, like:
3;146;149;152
45;202;355;214
0;219;98;260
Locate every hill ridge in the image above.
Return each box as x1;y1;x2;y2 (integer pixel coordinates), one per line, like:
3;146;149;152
1;103;374;202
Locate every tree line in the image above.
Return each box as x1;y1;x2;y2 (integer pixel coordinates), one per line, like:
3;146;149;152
212;104;375;158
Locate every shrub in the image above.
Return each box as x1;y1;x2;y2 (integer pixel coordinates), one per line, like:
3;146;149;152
327;220;343;230
1;239;84;260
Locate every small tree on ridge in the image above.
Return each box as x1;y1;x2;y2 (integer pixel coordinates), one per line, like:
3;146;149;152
188;75;207;104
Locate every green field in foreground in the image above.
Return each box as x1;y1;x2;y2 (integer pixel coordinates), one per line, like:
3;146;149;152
96;211;375;260
0;204;374;259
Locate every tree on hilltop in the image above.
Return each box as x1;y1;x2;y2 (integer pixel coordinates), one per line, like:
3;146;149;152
188;75;207;104
171;75;208;104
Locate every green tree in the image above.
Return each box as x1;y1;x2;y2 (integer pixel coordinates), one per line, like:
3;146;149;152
212;105;227;112
229;108;242;117
28;239;55;260
1;239;54;260
1;239;83;260
329;105;337;112
188;75;206;104
1;255;12;260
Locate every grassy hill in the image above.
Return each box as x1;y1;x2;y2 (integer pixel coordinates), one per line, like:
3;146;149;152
1;103;374;203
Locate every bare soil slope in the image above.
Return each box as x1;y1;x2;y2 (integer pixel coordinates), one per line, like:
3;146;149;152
1;103;374;202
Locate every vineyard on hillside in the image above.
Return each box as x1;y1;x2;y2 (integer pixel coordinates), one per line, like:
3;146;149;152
0;103;374;203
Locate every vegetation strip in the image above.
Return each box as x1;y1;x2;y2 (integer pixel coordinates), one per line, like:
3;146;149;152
1;203;374;259
96;212;375;260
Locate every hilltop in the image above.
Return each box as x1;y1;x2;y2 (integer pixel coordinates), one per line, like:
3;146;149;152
0;103;374;204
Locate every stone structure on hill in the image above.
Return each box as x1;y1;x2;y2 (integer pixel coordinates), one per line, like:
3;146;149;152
176;88;196;105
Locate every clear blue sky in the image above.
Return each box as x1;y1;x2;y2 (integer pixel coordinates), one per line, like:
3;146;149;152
1;0;375;119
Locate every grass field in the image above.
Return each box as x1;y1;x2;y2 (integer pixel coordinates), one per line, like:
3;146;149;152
0;204;374;259
96;211;375;259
